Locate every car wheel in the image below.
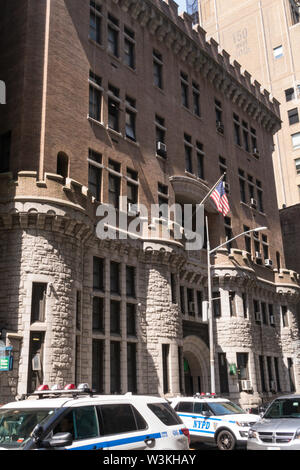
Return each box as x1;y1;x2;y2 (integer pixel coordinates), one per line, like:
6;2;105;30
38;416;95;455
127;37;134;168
216;430;236;450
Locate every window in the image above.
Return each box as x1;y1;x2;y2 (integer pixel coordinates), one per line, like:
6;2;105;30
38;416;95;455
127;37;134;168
213;291;221;317
224;217;233;250
273;45;283;59
76;290;81;330
127;176;138;211
242;293;247;318
281;305;289;327
192;81;200;116
256;180;264;212
110;341;121;393
184;133;193;173
92;339;104;392
170;273;177;304
218;353;229;394
239;169;246;203
219;156;227;188
89;71;102;121
127;343;137;393
93;257;104;290
125;96;136;141
0;131;11;173
158;183;169;220
274;357;281;392
253;299;260;322
124;26;135;69
295;158;300;174
88;149;102;201
285;87;295;102
269;304;275;327
181;72;189;108
110;261;120;294
196;142;204;179
126;303;136;336
229;291;236;317
108;172;121;208
233;114;241;146
162;344;170;394
153;50;163;89
237;353;249;390
187;288;195;316
107;14;119;57
55;406;99;441
147;403;182;426
89;1;102;44
196;291;203;320
108;84;120;132
250;127;259;156
262;234;269;259
180;286;186;314
259;356;267;392
92;296;104;332
244;225;251;253
31;283;47;323
215;99;224;132
155;115;167;158
98;404;147;435
174;401;193;413
56;152;68;179
261;301;267;325
126;265;136;298
288;108;299;125
242;120;250;152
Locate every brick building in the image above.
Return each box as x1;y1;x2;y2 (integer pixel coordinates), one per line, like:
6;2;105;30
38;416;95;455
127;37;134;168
0;0;299;408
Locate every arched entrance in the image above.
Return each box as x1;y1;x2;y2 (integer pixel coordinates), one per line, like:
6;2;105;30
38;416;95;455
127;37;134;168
183;335;210;395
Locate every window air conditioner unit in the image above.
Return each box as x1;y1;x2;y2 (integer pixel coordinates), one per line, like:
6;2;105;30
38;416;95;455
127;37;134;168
250;198;257;209
255;251;262;259
157;141;167;156
265;259;273;267
216;121;224;133
128;203;139;216
255;311;262;322
253;148;260;157
188;302;196;314
241;380;252;391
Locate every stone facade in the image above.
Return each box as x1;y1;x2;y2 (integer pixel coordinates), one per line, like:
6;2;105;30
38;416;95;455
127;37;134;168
0;0;300;408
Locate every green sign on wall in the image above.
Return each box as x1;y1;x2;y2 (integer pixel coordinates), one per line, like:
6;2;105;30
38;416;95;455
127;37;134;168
0;347;13;371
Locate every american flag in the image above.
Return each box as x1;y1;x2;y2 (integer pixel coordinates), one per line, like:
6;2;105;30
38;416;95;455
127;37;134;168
210;181;230;216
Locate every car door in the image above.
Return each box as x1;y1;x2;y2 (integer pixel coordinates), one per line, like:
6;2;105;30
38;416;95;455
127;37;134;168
52;405;109;450
192;402;215;441
174;401;195;435
96;403;150;450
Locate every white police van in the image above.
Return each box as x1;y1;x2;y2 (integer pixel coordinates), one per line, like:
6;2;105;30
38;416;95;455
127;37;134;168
170;394;260;450
0;384;189;450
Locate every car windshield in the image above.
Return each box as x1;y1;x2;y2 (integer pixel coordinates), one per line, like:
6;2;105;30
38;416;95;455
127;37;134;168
208;401;244;416
0;408;55;449
264;399;300;419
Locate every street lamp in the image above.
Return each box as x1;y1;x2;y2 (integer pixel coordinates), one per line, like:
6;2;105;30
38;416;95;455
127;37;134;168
206;219;267;394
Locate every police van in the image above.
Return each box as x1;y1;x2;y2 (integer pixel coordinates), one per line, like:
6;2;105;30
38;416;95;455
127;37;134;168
0;384;190;450
170;394;260;450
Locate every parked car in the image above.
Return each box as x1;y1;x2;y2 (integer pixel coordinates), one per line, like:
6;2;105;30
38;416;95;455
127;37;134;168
247;394;300;450
170;393;260;450
0;384;189;450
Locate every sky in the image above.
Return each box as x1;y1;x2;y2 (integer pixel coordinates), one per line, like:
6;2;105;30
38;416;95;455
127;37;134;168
175;0;187;13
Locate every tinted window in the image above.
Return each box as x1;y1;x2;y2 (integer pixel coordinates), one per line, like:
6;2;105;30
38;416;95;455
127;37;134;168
175;402;193;413
264;399;300;419
54;406;99;441
148;402;182;426
194;402;204;414
208;401;244;416
97;404;147;435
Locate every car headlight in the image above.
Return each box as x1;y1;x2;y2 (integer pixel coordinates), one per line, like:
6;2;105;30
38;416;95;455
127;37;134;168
236;421;250;427
248;429;258;439
294;428;300;440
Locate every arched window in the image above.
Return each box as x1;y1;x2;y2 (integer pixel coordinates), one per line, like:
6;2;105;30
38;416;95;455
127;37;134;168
57;152;69;179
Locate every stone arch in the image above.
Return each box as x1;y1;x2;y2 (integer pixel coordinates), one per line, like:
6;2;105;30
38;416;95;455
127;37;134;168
183;335;210;395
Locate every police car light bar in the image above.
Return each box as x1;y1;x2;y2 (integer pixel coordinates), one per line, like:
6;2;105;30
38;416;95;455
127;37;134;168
30;383;95;399
193;392;217;399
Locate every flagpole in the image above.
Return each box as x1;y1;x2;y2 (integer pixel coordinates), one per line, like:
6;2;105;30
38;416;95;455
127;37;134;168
206;216;215;394
199;173;226;207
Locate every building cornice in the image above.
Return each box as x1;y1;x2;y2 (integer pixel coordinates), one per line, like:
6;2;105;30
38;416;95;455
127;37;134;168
114;0;281;133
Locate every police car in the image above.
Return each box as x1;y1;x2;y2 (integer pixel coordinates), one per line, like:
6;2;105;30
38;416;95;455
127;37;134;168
170;393;260;450
0;384;190;450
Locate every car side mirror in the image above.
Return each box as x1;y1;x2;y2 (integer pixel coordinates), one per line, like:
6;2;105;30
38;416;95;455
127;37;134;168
202;410;212;417
40;432;73;449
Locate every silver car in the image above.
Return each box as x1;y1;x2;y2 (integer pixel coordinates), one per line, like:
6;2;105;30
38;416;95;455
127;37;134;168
247;395;300;450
